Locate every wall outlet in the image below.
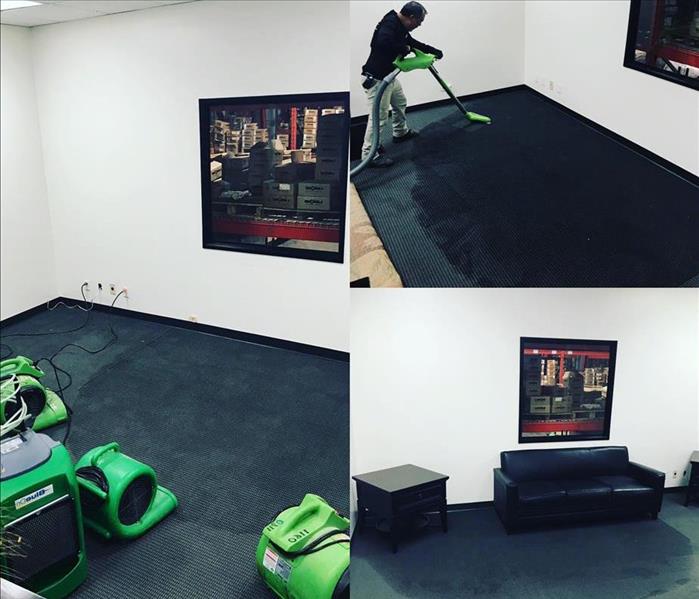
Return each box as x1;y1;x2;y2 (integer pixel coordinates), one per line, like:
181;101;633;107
109;283;117;295
672;471;678;479
98;282;103;292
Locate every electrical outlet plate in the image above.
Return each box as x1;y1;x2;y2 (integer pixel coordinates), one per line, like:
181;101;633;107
109;283;117;295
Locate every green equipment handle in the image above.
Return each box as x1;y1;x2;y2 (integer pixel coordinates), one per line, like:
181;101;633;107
77;476;109;501
0;356;44;380
393;48;436;72
90;442;121;466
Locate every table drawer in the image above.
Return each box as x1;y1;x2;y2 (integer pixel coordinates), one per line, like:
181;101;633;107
394;483;443;513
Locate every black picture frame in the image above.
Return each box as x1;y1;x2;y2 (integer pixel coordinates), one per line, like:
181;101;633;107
199;91;350;263
623;0;699;90
518;337;618;444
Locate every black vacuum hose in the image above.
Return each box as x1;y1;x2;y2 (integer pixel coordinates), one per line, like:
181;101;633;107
350;68;400;178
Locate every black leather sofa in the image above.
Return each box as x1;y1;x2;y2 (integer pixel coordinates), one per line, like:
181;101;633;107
493;446;665;533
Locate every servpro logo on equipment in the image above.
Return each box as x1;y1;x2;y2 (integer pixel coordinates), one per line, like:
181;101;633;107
14;484;54;510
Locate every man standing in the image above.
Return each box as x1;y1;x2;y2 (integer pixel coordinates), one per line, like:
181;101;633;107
361;2;443;168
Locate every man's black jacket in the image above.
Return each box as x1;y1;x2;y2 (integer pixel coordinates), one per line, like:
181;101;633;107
362;10;442;79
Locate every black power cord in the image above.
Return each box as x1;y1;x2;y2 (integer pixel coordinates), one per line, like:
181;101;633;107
2;287;127;445
2;284;94;345
75;465;109;494
274;528;350;557
39;290;127;444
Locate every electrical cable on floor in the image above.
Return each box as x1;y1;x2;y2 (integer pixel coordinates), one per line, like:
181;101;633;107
1;285;127;445
0;284;95;354
38;289;127;445
39;291;125;366
47;284;94;312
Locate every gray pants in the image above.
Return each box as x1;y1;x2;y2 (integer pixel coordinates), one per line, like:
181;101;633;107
361;78;409;158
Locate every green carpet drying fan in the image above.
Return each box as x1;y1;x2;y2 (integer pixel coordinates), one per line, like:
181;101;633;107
256;494;350;599
0;430;88;599
0;357;68;432
75;442;178;540
1;357;176;598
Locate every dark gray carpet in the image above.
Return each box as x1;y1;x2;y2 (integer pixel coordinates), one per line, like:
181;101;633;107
1;305;348;598
352;87;699;287
352;493;699;598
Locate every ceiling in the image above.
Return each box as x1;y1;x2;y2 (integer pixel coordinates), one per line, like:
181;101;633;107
0;1;197;27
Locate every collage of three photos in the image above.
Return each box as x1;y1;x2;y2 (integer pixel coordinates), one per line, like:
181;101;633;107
1;1;698;598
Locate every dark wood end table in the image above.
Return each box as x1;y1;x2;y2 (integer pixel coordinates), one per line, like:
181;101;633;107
352;464;449;553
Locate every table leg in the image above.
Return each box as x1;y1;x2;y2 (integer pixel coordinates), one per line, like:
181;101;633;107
357;501;366;532
440;501;448;533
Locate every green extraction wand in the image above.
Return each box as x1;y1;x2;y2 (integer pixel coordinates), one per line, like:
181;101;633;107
426;62;492;125
256;494;350;599
351;48;491;178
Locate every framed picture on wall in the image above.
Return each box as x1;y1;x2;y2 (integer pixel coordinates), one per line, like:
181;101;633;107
623;0;699;90
199;91;350;263
519;337;618;444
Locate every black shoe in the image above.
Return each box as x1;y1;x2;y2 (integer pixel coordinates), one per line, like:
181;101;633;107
393;129;419;143
368;155;394;168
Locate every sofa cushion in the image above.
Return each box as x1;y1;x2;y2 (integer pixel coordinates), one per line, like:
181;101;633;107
501;447;629;482
594;475;654;506
517;481;567;515
557;478;612;510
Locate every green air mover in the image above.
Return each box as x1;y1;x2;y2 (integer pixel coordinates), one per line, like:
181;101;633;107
256;494;350;599
74;442;177;540
0;357;68;432
0;430;88;599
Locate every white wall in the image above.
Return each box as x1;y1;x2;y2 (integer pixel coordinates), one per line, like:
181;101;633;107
29;0;350;351
0;25;57;320
351;289;699;507
525;0;699;176
350;0;525;116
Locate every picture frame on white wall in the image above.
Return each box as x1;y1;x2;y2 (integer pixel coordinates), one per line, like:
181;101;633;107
519;337;618;444
623;0;699;90
199;91;350;263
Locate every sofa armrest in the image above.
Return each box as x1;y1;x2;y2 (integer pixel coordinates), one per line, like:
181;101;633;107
494;468;518;489
629;462;665;491
493;468;518;529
